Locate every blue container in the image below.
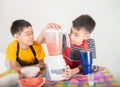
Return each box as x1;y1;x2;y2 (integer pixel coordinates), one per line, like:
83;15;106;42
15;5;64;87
82;65;92;75
81;51;92;75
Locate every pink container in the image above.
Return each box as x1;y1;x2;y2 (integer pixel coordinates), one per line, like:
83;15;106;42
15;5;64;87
43;29;62;55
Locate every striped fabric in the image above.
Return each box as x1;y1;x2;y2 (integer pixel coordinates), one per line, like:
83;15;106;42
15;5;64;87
62;33;96;61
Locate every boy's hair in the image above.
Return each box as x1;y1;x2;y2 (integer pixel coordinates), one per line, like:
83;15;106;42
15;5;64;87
10;19;32;36
72;14;96;33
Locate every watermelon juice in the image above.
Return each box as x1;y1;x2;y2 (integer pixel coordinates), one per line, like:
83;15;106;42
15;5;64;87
46;41;62;55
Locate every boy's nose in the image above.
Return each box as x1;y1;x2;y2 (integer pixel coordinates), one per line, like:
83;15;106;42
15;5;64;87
30;34;34;39
70;35;75;40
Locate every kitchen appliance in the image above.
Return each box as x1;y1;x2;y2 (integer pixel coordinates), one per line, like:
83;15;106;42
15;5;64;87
43;28;66;81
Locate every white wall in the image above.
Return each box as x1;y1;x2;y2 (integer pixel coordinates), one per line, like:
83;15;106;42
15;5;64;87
0;0;120;82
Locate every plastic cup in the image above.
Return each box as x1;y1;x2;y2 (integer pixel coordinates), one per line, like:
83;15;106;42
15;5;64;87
81;51;92;75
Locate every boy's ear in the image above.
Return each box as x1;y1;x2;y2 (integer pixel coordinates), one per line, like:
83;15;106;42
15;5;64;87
85;33;90;39
14;34;20;40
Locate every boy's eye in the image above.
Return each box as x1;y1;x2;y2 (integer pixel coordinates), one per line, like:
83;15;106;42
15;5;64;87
25;32;33;36
25;33;30;35
75;34;79;37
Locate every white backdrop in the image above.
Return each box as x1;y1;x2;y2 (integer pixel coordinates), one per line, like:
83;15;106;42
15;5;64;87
0;0;120;82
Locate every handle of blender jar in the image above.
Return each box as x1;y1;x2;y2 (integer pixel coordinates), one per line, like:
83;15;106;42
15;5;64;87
63;32;70;47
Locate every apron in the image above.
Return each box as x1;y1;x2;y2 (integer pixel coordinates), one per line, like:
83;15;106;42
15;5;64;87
63;40;88;69
16;43;39;66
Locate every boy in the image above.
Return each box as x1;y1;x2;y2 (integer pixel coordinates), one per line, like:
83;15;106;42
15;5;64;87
6;20;46;72
37;14;96;80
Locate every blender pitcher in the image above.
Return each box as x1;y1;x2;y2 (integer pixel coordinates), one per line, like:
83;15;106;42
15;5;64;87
43;28;62;55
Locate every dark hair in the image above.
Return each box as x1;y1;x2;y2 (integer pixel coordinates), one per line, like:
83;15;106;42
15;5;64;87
72;14;96;33
10;19;32;36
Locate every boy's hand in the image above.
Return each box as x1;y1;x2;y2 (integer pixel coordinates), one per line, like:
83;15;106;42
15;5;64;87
35;63;46;69
38;62;46;70
37;23;62;44
62;65;72;80
35;60;46;70
45;23;62;30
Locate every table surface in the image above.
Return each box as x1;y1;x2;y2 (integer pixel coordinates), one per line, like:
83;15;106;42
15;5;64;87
12;66;120;87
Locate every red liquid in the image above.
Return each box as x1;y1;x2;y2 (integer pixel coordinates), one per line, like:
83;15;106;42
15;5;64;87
46;41;62;55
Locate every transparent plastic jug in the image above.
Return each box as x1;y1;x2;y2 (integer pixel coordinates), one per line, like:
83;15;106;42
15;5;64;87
43;29;62;55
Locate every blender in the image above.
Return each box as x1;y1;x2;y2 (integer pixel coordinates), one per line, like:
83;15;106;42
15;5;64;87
43;28;66;81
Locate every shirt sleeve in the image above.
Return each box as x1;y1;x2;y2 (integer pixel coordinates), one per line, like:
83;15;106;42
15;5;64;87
87;38;96;59
6;43;16;60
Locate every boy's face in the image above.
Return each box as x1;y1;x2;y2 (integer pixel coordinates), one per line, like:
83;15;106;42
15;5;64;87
14;26;34;46
70;27;90;45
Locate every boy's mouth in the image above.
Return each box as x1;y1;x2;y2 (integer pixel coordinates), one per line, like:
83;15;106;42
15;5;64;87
28;39;33;43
